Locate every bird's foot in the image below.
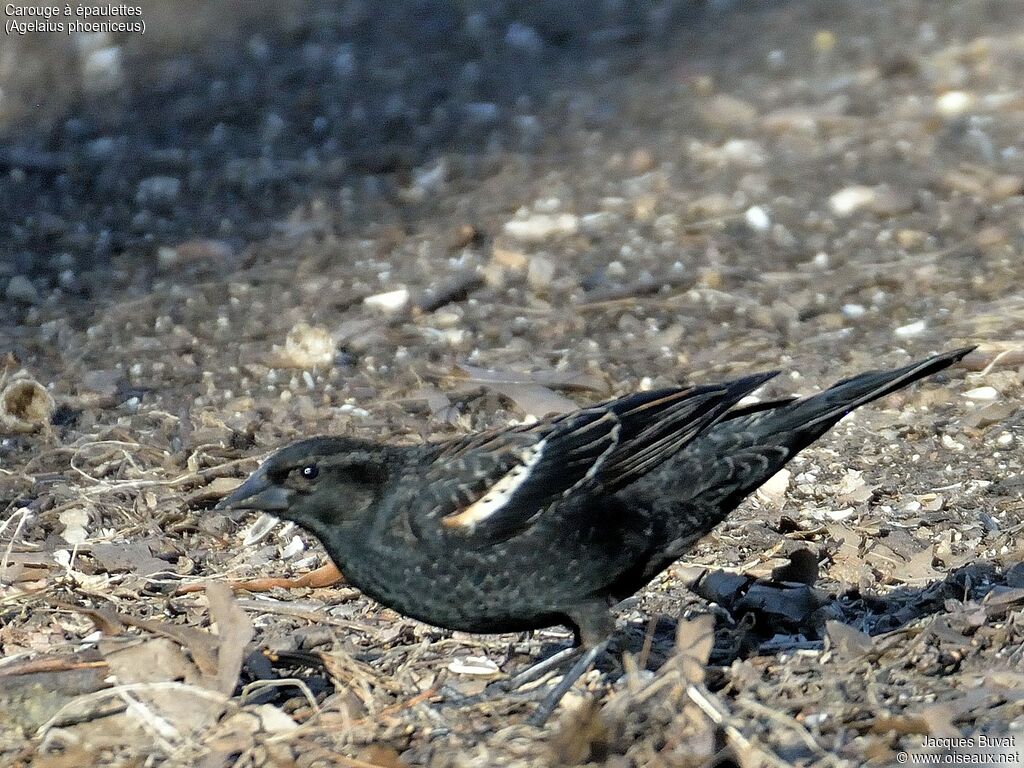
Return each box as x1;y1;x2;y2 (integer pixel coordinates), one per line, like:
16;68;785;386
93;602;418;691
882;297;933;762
526;639;610;727
437;645;582;708
437;641;611;727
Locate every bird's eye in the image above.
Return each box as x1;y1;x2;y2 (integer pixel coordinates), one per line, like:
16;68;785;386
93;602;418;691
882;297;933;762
300;465;319;480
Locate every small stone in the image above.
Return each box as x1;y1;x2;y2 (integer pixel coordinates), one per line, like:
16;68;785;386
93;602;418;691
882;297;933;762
491;243;529;271
963;386;999;401
699;94;758;128
868;186;915;216
504;22;543;53
829;185;876;216
896;229;927;249
281;323;336;368
629;148;655;173
941;434;965;451
744;205;771;232
135;176;181;209
996;432;1014;447
82;45;124;93
976;226;1007;249
688;193;734;218
841;304;866;319
5;275;39;304
606;260;626;278
894;320;926;338
503;213;579;243
813;30;836;53
936;91;974;117
363;288;410;314
527;256;555;290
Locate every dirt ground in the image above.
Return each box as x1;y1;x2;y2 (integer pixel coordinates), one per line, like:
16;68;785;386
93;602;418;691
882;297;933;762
2;0;1024;765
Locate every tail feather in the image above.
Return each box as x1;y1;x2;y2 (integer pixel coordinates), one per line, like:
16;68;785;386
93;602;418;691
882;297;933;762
728;347;974;443
790;346;975;432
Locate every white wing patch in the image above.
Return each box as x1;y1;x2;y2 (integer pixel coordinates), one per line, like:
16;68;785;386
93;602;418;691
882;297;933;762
441;439;547;532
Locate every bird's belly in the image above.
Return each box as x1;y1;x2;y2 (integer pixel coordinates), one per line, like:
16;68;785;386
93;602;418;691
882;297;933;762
338;539;611;635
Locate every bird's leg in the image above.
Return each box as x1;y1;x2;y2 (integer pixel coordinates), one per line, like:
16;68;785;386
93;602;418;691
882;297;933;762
525;600;615;726
438;644;581;707
526;637;611;726
439;603;615;720
499;644;582;690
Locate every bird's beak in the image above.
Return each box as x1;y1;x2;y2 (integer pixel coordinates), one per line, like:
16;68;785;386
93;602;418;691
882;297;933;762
215;470;293;512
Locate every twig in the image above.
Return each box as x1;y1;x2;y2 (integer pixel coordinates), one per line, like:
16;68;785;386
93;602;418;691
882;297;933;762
0;507;31;583
35;682;228;738
686;683;796;768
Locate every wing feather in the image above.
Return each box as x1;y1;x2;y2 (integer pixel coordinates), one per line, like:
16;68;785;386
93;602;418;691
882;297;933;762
418;372;777;543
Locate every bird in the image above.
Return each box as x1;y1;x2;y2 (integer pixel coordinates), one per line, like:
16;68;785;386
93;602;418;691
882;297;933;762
218;347;974;724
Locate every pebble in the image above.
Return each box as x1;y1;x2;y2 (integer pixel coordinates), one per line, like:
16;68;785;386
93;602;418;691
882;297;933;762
363;288;410;313
744;205;771;232
135;175;181;208
527;255;555;290
5;275;39;304
579;211;617;233
941;434;965;451
841;303;866;319
688;193;734;218
606;260;626;278
894;319;926;338
996;432;1014;447
491;243;529;270
963;386;999;401
829;185;876;216
698;94;758;128
282;323;336;367
503;212;579;242
936;90;974;117
82;45;124;93
504;22;543;53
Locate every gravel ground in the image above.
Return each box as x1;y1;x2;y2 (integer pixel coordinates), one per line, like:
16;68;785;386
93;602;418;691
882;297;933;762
1;1;1023;766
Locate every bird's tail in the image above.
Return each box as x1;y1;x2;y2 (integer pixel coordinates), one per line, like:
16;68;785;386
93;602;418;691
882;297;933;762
726;346;975;449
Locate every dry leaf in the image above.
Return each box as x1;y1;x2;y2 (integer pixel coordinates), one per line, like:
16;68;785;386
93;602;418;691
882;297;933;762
207;580;255;696
825;620;873;656
673;614;716;683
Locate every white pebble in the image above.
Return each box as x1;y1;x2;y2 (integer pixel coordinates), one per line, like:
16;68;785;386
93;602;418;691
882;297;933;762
941;434;965;451
363;288;410;313
503;213;579;243
745;205;771;232
606;260;626;277
963;386;998;401
936;91;974;117
841;303;866;319
996;432;1014;446
894;319;927;338
829;185;876;216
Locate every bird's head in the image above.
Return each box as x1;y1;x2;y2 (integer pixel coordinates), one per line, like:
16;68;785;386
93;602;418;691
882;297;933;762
216;437;394;535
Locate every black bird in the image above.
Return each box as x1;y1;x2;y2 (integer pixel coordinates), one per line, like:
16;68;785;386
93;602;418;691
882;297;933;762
219;348;972;724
